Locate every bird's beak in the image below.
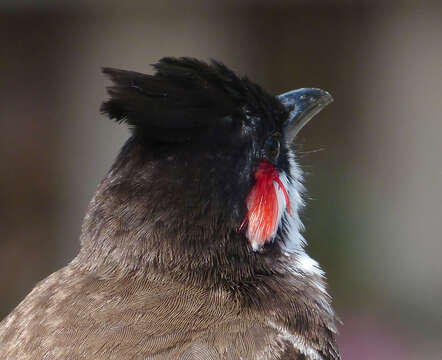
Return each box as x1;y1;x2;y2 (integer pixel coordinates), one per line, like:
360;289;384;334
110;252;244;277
278;88;333;141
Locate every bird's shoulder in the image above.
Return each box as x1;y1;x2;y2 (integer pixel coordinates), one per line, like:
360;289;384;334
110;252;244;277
0;263;260;359
0;262;338;360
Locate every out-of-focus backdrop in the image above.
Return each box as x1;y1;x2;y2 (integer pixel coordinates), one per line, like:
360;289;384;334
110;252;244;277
1;1;441;358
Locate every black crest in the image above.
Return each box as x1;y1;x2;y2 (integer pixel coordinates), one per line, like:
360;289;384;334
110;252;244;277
101;57;286;142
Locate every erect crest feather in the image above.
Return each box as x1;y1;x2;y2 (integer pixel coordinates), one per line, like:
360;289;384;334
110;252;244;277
101;57;286;143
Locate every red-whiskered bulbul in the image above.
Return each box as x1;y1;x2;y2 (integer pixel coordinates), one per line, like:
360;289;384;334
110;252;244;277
0;57;339;359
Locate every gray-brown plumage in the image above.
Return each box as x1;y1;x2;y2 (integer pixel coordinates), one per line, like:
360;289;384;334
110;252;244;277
0;58;339;359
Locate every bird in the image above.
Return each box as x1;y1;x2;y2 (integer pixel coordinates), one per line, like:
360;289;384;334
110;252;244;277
0;57;340;359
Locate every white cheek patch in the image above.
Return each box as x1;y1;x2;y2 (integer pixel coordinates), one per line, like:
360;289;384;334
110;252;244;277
279;149;329;295
273;177;290;236
278;169;305;252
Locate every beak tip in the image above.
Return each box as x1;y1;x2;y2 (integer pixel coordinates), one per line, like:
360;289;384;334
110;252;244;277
302;88;333;106
320;90;334;106
323;89;333;101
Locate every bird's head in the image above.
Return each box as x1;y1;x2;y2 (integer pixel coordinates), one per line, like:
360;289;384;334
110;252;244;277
99;57;332;255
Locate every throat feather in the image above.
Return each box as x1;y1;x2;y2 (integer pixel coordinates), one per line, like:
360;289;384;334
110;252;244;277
240;160;291;250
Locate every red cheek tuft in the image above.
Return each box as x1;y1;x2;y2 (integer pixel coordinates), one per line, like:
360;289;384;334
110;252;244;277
239;160;291;248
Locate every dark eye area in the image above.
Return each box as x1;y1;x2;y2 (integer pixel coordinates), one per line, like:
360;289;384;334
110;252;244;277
264;133;281;163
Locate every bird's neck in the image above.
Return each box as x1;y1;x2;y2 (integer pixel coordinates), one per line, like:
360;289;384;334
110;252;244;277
74;139;338;358
76;139;321;291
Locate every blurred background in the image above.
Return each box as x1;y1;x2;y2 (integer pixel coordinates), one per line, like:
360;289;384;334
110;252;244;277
0;1;441;358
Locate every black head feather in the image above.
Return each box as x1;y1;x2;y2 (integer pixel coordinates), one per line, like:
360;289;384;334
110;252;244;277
101;57;287;143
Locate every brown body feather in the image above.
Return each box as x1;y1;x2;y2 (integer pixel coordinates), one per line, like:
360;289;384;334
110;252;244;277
0;259;335;359
0;58;340;359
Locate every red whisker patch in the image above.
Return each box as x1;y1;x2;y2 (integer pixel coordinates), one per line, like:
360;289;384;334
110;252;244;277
240;160;291;249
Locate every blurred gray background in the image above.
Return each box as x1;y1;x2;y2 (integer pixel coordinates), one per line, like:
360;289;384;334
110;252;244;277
0;1;441;359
